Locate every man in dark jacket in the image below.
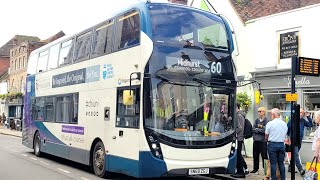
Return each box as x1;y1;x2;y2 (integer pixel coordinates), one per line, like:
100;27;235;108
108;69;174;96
287;108;313;175
250;107;268;174
231;103;247;178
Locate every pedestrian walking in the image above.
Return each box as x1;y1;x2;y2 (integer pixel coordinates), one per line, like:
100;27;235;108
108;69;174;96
265;108;287;180
251;107;268;175
312;110;320;157
231;103;247;178
287;108;312;176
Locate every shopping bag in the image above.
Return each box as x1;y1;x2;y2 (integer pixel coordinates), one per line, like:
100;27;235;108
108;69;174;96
305;157;319;180
264;159;280;179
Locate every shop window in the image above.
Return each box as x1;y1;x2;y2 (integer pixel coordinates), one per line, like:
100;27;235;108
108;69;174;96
116;87;140;128
263;93;291;122
114;10;140;50
92;19;114;57
303;90;320;140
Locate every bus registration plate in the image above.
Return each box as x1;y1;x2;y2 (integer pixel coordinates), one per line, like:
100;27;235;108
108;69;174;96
188;168;209;175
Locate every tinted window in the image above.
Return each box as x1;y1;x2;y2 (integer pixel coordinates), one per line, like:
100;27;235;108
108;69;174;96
56;96;71;123
71;94;79;123
45;97;55;122
58;39;74;67
92;19;114;57
75;31;92;62
116;87;140;128
149;4;228;50
33;97;45;121
37;50;49;73
114;10;140;50
48;44;60;70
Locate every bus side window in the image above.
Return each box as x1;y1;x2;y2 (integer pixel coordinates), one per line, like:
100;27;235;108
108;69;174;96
47;43;60;70
74;31;92;62
58;39;74;67
37;50;49;73
116;87;140;128
114;10;140;50
92;19;114;57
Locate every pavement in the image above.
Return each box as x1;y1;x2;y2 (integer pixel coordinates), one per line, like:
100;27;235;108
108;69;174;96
0;125;22;138
0;125;304;179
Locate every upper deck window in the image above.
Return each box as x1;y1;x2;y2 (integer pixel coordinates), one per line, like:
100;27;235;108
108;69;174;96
58;39;74;67
92;19;114;57
149;4;228;51
75;31;92;62
114;10;140;50
37;50;49;73
47;43;60;70
27;53;38;75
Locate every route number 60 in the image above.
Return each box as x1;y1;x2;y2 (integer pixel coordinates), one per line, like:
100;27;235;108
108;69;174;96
210;62;222;74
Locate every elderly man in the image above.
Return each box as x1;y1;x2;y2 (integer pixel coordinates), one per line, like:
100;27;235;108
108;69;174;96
250;107;268;174
265;108;287;180
287;108;313;175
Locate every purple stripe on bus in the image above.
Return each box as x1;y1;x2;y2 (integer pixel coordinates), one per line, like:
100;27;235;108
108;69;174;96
62;125;84;135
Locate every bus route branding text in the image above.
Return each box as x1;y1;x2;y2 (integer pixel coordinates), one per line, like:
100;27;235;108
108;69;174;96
62;125;84;135
52;65;100;88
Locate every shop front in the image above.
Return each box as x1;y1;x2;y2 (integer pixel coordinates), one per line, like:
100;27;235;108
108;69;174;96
7;97;23;131
252;69;320;163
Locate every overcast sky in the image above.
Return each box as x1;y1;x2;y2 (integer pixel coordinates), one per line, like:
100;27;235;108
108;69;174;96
0;0;139;47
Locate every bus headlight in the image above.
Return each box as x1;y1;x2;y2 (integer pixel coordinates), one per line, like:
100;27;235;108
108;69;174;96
146;131;163;159
151;143;157;150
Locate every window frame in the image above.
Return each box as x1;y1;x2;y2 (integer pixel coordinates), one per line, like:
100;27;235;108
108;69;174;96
116;86;140;129
91;18;115;58
74;30;93;63
113;9;141;52
58;38;75;67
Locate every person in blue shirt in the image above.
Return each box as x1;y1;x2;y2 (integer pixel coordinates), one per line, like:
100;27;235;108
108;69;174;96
287;108;313;176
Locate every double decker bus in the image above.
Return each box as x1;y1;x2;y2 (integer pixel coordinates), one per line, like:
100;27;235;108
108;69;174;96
22;1;238;178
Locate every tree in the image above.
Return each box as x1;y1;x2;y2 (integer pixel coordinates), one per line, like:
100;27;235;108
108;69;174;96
236;92;251;113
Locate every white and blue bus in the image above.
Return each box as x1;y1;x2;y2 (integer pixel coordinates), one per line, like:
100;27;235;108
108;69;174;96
23;1;238;178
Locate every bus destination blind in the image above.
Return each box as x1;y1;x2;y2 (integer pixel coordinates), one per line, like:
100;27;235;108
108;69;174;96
297;57;320;76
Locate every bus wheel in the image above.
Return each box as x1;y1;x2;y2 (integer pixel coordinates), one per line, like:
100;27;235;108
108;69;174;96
92;141;106;177
34;132;41;157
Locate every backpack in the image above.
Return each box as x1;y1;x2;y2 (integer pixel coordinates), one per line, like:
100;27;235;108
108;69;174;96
243;118;253;139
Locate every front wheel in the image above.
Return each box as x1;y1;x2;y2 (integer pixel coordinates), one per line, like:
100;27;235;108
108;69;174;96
92;141;107;178
34;132;41;157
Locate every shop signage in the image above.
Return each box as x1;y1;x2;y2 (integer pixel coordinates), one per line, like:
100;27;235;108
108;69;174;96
279;31;299;60
286;93;298;102
297;57;320;77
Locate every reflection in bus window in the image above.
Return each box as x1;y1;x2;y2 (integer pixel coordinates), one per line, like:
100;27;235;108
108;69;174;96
45;97;55;122
72;94;79;123
37;50;49;73
58;39;74;66
115;11;140;50
116;88;140;128
75;31;92;62
56;96;71;123
92;20;114;57
47;44;60;70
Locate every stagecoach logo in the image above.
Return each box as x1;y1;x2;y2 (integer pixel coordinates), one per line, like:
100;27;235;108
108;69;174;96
102;64;113;80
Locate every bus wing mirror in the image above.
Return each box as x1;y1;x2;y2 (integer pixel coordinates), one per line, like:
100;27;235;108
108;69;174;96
123;90;134;106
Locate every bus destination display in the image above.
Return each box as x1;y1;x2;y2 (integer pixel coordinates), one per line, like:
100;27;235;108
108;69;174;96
297;57;320;76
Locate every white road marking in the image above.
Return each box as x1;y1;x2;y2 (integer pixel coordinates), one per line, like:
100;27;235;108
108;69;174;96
80;177;90;180
22;154;28;157
40;161;50;166
30;157;38;161
57;168;70;174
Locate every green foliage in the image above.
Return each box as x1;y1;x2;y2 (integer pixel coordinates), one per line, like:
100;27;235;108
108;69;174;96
236;92;252;113
0;92;23;100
